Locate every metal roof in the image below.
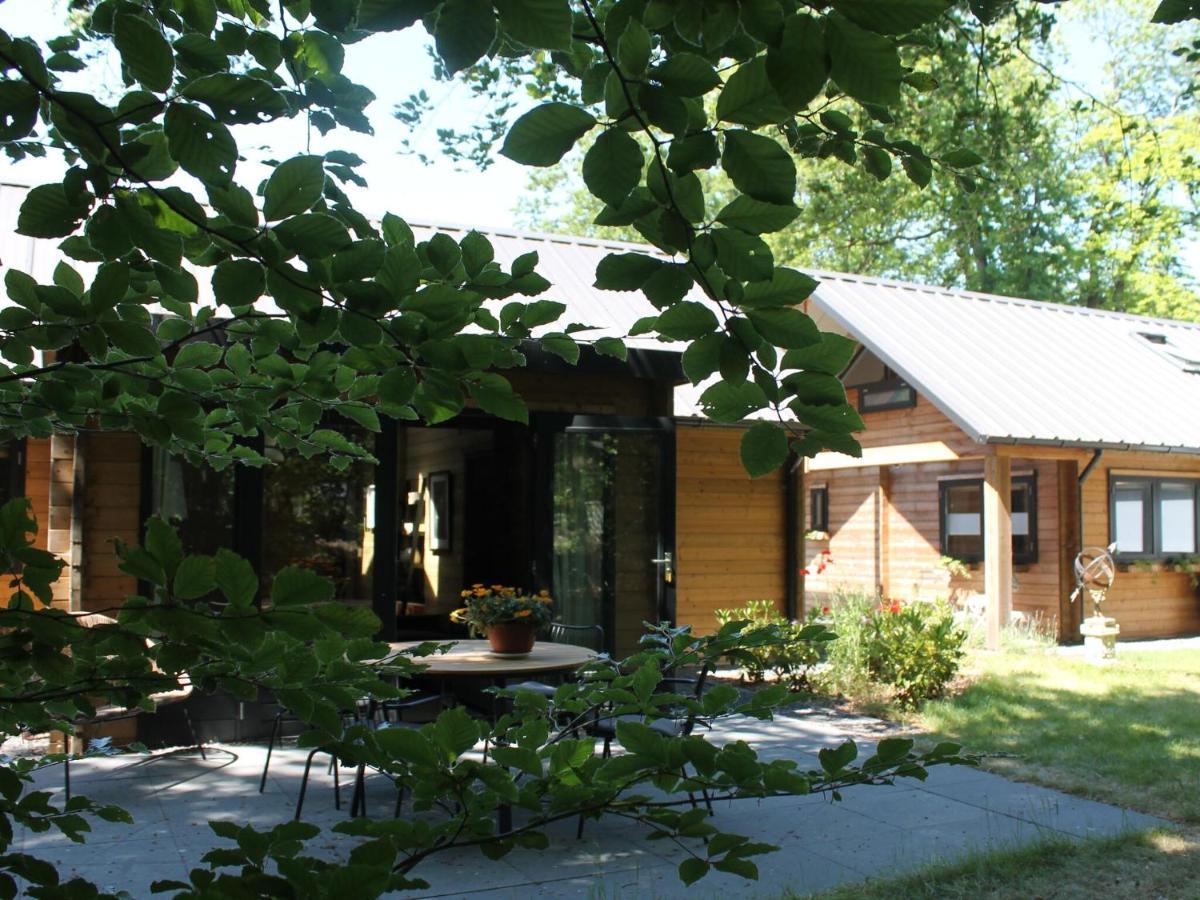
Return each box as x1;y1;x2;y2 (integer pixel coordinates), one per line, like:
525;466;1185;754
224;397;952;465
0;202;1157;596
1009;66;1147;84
809;271;1200;454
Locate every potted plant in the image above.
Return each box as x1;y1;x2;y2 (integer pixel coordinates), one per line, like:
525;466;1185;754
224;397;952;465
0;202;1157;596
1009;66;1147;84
450;585;554;656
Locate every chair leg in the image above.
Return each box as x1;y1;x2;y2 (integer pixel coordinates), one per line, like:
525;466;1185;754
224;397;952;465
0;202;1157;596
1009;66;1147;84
333;756;341;811
393;784;406;818
295;748;322;821
259;712;282;794
350;763;367;818
64;755;70;803
182;707;206;760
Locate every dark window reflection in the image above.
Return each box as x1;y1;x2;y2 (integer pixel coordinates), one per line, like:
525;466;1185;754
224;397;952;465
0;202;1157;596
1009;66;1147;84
150;448;236;555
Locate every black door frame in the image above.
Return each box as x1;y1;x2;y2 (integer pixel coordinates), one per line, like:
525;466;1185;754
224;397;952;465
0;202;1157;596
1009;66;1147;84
533;414;677;650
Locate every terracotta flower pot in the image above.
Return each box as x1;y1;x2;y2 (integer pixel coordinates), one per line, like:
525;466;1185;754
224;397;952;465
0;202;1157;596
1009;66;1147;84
486;621;537;656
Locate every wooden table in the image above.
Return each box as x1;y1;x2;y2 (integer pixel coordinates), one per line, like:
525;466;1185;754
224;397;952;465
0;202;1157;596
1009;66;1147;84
386;639;596;678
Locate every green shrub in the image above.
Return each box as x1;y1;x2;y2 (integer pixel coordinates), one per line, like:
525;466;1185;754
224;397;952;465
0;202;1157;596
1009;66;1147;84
818;593;967;709
714;599;837;691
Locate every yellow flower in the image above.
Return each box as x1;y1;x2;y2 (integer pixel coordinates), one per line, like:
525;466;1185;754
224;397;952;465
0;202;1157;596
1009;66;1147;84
450;607;468;622
539;596;552;604
472;583;484;588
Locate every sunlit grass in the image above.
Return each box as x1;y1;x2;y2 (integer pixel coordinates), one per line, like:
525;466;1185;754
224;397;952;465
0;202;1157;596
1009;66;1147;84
807;827;1200;900
914;647;1200;823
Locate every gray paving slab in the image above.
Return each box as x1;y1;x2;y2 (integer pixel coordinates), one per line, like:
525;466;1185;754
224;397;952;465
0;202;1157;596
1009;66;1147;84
18;708;1171;899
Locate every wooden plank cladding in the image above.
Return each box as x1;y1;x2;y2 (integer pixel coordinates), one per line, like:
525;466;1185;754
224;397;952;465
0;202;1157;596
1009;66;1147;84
81;432;142;613
674;424;787;635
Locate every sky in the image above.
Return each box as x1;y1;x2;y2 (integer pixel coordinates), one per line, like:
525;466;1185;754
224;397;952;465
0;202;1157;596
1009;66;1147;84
0;0;533;230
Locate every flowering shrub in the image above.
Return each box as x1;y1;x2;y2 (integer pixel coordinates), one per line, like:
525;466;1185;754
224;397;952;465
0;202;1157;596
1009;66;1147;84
714;600;836;691
819;594;967;708
866;599;967;709
450;585;553;637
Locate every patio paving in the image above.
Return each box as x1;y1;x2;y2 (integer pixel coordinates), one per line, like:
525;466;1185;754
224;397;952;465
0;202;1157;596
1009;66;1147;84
16;707;1165;898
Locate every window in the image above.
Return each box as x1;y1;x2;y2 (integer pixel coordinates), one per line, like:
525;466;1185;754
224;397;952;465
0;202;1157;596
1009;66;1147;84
858;371;916;413
809;486;828;533
939;475;1038;565
1109;477;1199;559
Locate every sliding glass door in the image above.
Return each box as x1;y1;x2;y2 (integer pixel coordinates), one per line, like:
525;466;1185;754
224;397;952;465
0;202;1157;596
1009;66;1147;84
543;418;673;658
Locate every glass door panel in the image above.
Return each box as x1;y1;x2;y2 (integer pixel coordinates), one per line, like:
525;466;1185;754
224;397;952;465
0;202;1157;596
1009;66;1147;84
551;428;668;658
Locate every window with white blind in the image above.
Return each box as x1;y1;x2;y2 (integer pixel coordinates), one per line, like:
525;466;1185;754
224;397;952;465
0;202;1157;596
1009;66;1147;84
939;475;1038;565
1109;477;1199;559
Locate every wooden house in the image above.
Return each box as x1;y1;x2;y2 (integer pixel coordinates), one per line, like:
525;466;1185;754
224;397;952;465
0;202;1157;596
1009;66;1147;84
801;273;1200;643
2;193;800;665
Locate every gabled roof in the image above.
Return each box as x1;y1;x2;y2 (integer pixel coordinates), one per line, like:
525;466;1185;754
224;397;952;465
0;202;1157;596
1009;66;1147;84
809;271;1200;454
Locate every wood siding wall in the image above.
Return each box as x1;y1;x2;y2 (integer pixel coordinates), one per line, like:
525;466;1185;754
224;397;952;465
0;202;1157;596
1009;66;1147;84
674;424;788;634
1080;450;1200;639
23;437;75;608
82;433;142;613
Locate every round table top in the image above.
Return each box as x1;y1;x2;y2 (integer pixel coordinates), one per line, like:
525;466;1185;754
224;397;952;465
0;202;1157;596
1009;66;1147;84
387;639;597;677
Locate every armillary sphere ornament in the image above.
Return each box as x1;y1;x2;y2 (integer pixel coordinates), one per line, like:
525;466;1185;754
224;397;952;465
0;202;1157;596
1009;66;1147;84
1071;543;1118;618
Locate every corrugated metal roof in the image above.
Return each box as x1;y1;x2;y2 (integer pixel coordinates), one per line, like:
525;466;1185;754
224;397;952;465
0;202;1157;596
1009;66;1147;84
809;271;1200;454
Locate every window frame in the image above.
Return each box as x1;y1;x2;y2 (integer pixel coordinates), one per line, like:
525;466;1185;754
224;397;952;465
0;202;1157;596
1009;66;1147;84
809;485;828;533
858;377;917;413
938;474;1038;566
1108;475;1200;561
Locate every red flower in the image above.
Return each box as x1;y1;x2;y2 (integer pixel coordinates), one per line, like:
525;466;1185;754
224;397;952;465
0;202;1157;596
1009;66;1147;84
821;606;831;615
881;599;902;615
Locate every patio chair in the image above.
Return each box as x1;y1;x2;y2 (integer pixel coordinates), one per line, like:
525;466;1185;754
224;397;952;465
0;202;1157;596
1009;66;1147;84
290;693;444;820
508;622;606;700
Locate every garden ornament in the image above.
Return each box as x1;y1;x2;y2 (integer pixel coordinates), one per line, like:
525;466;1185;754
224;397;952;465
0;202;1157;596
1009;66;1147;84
1071;543;1120;659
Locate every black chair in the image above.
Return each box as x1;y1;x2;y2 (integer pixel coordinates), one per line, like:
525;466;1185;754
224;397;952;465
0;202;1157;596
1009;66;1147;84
508;622;606;700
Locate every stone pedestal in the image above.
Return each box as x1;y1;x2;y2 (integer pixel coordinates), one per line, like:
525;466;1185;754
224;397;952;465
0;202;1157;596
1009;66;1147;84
1080;615;1120;661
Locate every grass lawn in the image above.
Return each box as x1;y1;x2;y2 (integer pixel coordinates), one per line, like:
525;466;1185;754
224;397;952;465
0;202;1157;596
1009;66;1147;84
809;644;1200;898
915;646;1200;823
808;827;1200;900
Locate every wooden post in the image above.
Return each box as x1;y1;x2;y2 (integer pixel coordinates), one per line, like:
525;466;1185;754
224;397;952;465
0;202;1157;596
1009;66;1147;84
876;466;891;600
983;453;1012;650
1057;459;1081;643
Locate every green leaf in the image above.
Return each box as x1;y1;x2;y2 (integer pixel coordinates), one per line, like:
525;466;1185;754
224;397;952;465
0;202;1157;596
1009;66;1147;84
500;102;597;167
89;262;129;309
495;0;573;50
715;196;800;235
263;156;326;221
700;380;768;424
104;321;162;358
435;0;497;74
862;146;892;181
470;374;528;424
214;548;258;607
818;739;858;774
767;14;828;112
651;53;722;97
902;154;933;188
682;333;723;384
826;13;905;106
740;422;788;478
0;80;39;141
740;268;818;308
274;213;353;257
164;104;236;186
583;129;644;208
271;565;334;607
618;18;652;76
594;253;663;291
721;131;796;205
593;336;627;360
716;57;791;127
657;301;718;341
176;0;218;34
431;705;482;758
540;332;579;364
942;147;985;168
182;73;290;124
780;333;857;375
747;308;820;349
212;259;266;307
832;0;952;34
678;858;710;886
17;184;91;239
114;13;175;92
174;342;222;368
174;554;216;600
311;0;358;32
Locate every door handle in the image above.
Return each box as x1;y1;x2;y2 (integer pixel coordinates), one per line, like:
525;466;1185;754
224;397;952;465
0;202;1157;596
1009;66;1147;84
651;552;673;583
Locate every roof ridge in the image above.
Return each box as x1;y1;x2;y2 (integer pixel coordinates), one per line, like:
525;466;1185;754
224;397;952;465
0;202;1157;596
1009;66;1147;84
406;220;669;256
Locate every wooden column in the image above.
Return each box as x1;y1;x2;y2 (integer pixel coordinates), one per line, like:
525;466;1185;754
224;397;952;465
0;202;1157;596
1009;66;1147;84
876;466;891;599
1057;459;1081;643
983;453;1012;650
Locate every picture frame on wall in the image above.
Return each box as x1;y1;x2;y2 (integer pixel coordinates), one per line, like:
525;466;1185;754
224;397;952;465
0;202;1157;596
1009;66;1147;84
427;471;452;553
